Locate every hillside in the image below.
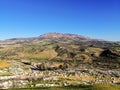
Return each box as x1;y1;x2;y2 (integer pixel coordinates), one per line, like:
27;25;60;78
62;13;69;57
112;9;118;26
0;33;120;89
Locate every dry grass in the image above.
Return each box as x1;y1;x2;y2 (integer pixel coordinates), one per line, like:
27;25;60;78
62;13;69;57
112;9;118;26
74;54;90;62
0;72;11;76
0;60;11;69
92;84;120;90
87;47;103;55
68;74;95;82
25;49;57;60
87;47;103;52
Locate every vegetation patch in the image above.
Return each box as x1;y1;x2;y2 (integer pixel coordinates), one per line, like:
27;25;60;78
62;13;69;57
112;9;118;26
8;84;120;90
0;60;11;69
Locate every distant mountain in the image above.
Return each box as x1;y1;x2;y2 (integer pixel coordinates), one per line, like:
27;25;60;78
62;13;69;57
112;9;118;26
4;33;94;42
38;32;91;40
0;32;118;47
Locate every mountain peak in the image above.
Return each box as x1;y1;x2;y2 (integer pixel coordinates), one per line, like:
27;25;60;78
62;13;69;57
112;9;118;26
39;32;91;41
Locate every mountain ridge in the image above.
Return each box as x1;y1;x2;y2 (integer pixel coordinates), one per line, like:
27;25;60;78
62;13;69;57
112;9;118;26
0;33;116;48
5;32;105;41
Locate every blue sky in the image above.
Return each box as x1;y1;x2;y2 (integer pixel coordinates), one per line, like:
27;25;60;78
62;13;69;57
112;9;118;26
0;0;120;41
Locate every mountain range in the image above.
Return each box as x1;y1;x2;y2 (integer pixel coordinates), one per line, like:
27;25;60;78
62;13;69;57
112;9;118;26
0;33;118;47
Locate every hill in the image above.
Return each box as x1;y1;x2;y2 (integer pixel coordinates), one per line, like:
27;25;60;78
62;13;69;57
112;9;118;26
0;33;119;89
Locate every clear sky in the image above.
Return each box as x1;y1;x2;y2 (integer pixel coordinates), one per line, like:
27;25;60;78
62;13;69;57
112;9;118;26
0;0;120;41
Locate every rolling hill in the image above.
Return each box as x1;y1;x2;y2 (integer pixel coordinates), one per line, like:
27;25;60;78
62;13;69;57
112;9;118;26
0;33;120;89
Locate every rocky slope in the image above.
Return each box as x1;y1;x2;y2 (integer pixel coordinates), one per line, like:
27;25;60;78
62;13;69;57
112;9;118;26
0;33;120;89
